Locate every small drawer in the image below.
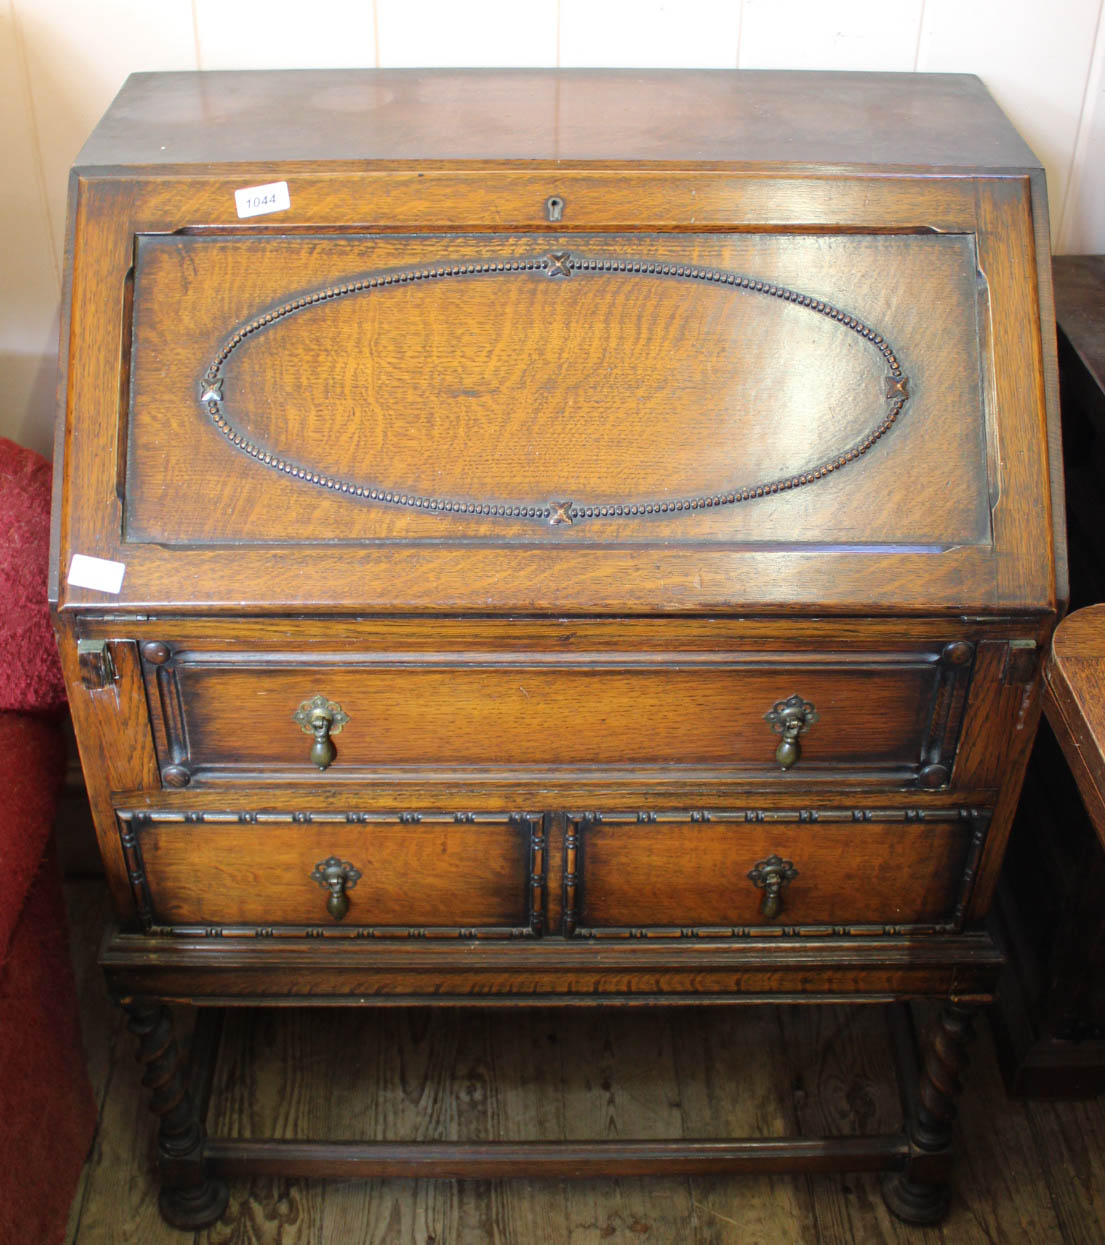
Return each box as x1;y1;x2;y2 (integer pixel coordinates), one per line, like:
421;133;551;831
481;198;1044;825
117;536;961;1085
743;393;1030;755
117;811;545;936
141;641;974;788
563;810;988;937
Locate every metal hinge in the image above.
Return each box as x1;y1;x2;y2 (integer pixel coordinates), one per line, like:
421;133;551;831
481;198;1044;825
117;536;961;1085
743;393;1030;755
77;638;117;690
1004;639;1038;685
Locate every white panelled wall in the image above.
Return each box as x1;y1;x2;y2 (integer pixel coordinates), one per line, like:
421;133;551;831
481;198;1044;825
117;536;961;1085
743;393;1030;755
3;0;1104;453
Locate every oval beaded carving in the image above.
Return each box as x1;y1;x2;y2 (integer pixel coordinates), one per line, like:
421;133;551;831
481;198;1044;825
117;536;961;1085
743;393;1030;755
198;251;910;526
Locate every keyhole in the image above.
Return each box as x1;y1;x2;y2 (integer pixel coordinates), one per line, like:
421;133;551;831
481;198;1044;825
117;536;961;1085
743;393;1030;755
545;195;564;222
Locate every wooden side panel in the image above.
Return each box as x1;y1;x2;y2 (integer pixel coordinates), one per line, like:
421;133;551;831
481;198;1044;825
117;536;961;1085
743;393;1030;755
56;630;160;915
976;178;1057;610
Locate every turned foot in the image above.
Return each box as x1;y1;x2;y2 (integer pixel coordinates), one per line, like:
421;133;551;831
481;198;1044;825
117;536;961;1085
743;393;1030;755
881;1172;951;1225
159;1181;230;1230
883;1000;978;1226
125;1002;228;1230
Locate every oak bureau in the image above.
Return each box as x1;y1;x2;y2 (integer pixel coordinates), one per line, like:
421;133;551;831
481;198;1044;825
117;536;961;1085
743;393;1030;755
51;69;1064;1227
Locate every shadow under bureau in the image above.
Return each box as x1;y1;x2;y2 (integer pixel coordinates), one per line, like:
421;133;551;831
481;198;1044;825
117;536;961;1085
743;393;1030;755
51;68;1065;1227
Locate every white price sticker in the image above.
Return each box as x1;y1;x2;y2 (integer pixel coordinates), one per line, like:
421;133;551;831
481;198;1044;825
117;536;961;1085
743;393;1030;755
67;554;126;594
234;180;291;219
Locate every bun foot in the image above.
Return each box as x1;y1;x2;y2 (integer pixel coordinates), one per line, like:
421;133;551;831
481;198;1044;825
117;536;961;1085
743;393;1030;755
881;1173;951;1225
159;1179;229;1230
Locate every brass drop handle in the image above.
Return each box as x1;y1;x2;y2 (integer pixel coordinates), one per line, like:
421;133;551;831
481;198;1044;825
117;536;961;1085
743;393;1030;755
765;695;818;770
293;695;349;770
310;856;361;921
748;854;798;920
309;710;337;769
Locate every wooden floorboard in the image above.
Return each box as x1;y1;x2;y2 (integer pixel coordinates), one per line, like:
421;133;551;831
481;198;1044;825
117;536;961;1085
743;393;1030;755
674;1005;815;1244
945;1005;1068;1244
1024;1096;1105;1243
64;878;1105;1244
779;1003;912;1245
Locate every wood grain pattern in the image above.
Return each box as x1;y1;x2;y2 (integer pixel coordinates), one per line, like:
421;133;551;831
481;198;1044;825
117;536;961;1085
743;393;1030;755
112;784;1006;819
86;613;1041;652
674;1006;815;1240
135;815;533;931
76;70;1041;170
974;177;1058;612
100;927;1004;1005
51;165;1058;614
1025;1095;1105;1241
782;1002;1064;1242
576;816;976;933
779;1005;911;1243
940;1002;1069;1242
171;656;944;775
55;630;161;915
1044;604;1105;843
127;230;987;548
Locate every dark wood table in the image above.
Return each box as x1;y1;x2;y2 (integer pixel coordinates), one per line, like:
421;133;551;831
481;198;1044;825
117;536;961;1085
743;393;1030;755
1045;607;1105;843
991;257;1105;1096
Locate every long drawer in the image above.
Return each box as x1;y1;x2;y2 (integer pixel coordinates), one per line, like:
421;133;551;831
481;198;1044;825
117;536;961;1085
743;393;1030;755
139;640;974;789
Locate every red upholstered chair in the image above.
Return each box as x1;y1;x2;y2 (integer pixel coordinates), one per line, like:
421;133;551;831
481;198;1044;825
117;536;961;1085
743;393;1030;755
0;437;96;1244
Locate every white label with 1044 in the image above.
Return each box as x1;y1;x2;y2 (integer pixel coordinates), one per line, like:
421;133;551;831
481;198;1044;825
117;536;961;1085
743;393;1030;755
234;180;291;219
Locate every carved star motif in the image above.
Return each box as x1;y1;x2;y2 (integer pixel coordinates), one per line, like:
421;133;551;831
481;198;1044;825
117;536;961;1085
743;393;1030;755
885;375;910;399
548;500;574;526
200;377;223;404
545;251;572;278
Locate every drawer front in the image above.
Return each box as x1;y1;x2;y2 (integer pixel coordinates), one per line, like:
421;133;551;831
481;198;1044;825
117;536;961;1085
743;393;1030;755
564;810;989;937
118;812;544;936
142;642;974;788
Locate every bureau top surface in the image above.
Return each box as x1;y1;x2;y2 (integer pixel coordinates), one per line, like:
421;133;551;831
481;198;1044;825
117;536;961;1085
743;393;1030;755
78;69;1038;172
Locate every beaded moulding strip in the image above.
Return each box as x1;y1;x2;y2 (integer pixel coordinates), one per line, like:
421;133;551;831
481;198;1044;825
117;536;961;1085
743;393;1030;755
198;251;910;526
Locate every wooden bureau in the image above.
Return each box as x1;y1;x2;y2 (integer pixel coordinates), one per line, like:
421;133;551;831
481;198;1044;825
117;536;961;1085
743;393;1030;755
51;69;1064;1227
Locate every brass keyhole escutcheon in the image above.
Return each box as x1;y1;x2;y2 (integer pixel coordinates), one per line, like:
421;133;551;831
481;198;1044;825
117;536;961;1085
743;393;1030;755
748;854;798;920
764;694;818;769
310;856;362;921
293;695;349;770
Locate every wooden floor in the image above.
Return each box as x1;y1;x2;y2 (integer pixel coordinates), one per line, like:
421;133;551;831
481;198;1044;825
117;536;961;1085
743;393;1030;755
63;879;1105;1244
